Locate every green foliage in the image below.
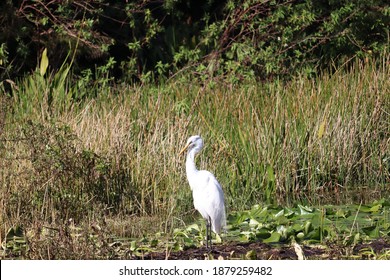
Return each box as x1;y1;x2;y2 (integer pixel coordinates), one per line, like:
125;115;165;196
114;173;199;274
11;56;73;118
191;0;390;81
40;48;49;76
1;0;389;82
163;200;390;258
227;200;390;243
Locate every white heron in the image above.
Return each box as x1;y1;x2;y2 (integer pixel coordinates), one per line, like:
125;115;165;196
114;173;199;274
179;135;226;249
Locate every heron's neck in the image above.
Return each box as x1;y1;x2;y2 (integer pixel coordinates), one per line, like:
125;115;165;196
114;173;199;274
186;149;199;187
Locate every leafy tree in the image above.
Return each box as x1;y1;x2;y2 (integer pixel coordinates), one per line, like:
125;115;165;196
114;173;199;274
0;0;389;83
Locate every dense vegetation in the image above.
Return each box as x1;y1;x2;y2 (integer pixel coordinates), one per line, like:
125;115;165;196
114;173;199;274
1;0;389;82
0;0;389;259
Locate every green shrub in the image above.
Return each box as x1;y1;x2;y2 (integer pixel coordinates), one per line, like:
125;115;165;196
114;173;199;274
1;0;388;83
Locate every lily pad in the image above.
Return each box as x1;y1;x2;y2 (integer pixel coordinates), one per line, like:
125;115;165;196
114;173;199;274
263;232;281;243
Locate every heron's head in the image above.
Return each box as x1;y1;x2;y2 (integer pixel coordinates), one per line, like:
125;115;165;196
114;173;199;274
179;135;204;155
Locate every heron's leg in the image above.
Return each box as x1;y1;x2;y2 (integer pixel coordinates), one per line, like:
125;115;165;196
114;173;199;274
208;217;212;250
205;218;209;249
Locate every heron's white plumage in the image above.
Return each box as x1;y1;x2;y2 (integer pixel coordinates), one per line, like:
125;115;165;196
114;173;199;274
180;135;226;235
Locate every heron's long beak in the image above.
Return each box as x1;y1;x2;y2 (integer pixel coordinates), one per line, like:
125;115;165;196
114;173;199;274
179;142;191;156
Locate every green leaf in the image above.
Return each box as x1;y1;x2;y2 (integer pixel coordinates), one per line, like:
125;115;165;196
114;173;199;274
263;231;281;243
183;237;194;246
172;241;182;251
284;208;295;218
368;204;382;213
256;228;271;239
40;48;49;76
298;204;314;215
359;205;373;213
249;218;260;226
304;221;313;235
275;215;289;225
362;225;380;239
130;240;137;251
266;164;275;182
335;208;348;218
274;209;284;218
239;231;255;241
250;205;268;218
186;223;200;233
306;227;321;240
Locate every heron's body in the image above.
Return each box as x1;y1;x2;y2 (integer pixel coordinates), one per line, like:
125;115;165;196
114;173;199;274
180;135;226;248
